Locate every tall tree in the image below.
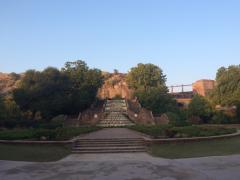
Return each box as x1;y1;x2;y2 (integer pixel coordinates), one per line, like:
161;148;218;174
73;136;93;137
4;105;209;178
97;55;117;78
14;67;71;119
126;63;167;91
62;60;103;114
188;94;212;123
135;87;177;114
127;63;177;114
209;65;240;120
210;65;240;106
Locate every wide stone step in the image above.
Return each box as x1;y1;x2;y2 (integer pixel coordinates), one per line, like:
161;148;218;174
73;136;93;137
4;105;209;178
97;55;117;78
72;146;146;151
101;116;128;118
75;140;142;143
72;143;145;149
98;124;134;126
98;123;133;126
72;149;145;154
75;137;144;142
73;145;145;149
98;121;133;124
98;124;134;127
99;121;132;124
101;120;129;122
74;142;143;146
74;140;144;144
99;121;133;125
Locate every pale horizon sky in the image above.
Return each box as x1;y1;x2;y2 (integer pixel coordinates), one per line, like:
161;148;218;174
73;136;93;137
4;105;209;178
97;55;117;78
0;0;240;86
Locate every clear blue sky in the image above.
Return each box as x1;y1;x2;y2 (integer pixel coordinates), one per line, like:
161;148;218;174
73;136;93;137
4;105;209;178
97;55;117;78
0;0;240;86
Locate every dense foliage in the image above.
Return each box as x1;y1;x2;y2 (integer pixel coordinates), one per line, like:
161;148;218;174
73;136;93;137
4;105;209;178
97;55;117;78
13;67;70;119
211;65;240;106
209;65;240;121
0;95;23;128
127;63;178;115
188;95;213;123
0;126;101;140
0;96;5;120
135;87;178;114
12;60;103;120
62;60;103;114
127;63;166;91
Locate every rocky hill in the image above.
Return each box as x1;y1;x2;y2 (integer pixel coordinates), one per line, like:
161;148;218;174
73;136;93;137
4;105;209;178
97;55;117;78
0;72;21;95
97;72;134;99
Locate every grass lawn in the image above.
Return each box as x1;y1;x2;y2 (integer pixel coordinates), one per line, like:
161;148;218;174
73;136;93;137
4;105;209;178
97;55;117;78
149;136;240;159
0;144;71;162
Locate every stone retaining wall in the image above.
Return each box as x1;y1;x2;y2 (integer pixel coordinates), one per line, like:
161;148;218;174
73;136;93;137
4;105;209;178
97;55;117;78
143;130;240;145
1;130;239;145
126;99;155;125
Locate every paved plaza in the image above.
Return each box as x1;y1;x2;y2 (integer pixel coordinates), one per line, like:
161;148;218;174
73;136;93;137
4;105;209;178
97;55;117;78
1;153;240;180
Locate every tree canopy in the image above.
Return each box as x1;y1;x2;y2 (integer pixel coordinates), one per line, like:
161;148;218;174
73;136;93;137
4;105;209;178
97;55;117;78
188;94;212;123
13;67;71;119
210;65;240;106
127;63;177;115
62;60;103;114
126;63;167;91
135;87;177;115
13;60;103;119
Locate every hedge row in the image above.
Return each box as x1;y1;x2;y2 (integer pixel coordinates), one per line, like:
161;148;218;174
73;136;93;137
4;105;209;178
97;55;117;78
130;125;237;138
0;126;101;140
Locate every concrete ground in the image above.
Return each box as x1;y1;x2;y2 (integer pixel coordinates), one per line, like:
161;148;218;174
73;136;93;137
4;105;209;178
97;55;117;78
1;153;240;180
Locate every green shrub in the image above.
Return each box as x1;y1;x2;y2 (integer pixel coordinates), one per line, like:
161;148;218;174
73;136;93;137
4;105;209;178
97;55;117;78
33;129;57;140
0;126;101;140
130;125;236;138
211;112;232;124
170;126;236;138
36;115;65;129
188;95;213;123
166;111;189;127
0;129;34;140
130;124;170;138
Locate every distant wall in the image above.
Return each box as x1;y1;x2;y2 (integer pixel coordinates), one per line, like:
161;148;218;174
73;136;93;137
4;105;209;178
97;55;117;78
192;79;215;96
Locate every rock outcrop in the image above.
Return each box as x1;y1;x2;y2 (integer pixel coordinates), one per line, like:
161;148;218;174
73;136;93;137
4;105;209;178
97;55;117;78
0;72;21;95
97;73;134;99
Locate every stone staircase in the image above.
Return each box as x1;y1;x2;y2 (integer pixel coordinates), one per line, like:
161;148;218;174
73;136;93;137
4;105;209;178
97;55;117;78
98;99;134;127
72;137;146;153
